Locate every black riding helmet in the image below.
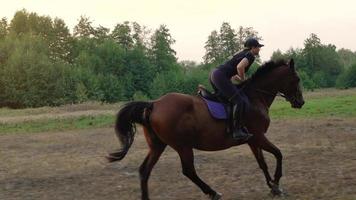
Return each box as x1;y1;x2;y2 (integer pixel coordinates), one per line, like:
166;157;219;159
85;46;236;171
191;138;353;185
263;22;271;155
244;38;264;49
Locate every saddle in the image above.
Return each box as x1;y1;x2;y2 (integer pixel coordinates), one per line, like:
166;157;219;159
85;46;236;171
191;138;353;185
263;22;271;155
197;85;234;134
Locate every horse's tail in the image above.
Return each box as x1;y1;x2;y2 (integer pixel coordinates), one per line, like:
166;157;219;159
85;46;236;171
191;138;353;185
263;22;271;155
107;101;153;163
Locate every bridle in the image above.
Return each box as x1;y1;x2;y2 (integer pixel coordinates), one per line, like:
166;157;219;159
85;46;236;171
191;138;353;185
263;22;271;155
254;88;286;98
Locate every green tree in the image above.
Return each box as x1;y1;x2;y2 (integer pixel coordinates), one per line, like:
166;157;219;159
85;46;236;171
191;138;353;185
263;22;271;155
93;39;125;75
338;48;356;69
317;44;343;87
29;13;53;37
0;17;7;40
94;25;110;41
131;22;148;47
7;10;73;63
203;23;261;65
8;9;29;35
73;16;96;38
336;63;356;88
271;49;288;61
72;38;135;101
0;33;70;107
181;67;210;95
50;18;73;62
298;69;316;90
273;33;343;88
149;69;184;98
219;22;237;59
98;74;124;102
75;82;89;103
149;24;178;73
111;21;133;50
71;66;103;101
236;26;261;50
124;45;154;98
133;91;149;101
203;30;222;64
303;33;322;73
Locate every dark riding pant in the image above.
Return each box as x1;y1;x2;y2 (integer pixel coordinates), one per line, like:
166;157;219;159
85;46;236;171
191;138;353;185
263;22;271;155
209;68;249;106
210;68;251;129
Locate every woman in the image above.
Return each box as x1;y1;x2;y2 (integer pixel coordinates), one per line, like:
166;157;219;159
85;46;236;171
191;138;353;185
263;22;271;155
209;38;263;141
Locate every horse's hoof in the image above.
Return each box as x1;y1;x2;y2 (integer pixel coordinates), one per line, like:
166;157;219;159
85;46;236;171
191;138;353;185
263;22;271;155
270;187;286;197
209;192;222;200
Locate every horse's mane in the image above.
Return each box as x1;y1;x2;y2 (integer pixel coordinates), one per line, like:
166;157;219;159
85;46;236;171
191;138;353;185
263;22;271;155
237;59;287;89
248;59;288;82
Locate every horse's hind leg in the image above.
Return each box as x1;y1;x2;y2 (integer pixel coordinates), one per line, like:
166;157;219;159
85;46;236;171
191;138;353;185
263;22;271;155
177;148;222;200
139;128;167;200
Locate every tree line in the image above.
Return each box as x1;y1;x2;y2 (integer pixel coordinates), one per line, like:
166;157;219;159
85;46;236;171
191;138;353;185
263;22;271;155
271;33;356;89
0;10;355;108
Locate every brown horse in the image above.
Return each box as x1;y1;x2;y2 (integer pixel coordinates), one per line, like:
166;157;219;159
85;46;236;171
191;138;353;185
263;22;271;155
107;59;304;200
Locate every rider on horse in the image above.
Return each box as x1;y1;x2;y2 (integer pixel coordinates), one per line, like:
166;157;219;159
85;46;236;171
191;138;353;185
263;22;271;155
209;38;264;141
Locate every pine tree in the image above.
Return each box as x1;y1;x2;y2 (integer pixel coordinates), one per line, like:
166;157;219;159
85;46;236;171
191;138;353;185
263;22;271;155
203;30;222;64
111;21;133;50
0;18;8;40
219;22;237;59
149;24;177;73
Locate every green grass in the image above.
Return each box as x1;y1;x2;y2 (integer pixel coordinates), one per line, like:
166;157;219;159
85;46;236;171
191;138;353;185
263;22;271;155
0;89;356;134
0;102;121;117
0;115;115;134
271;94;356;119
0;106;53;117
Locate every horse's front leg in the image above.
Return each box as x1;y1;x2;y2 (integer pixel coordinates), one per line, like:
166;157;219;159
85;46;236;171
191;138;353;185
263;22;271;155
256;135;285;196
248;142;273;187
248;136;285;196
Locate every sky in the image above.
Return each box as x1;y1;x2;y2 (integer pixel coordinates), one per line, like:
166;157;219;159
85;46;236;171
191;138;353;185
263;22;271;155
1;0;356;62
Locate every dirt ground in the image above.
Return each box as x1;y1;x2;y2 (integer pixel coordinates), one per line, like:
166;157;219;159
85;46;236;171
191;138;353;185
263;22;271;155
1;118;356;200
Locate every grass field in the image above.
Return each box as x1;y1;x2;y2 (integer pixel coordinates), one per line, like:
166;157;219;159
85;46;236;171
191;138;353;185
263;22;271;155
271;91;356;119
0;88;355;134
0;115;114;134
1;88;356;200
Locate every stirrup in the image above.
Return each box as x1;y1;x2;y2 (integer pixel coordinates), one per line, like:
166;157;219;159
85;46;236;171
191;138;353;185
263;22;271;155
232;127;252;141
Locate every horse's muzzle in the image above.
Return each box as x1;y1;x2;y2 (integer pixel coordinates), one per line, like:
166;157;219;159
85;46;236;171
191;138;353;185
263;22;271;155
292;99;304;109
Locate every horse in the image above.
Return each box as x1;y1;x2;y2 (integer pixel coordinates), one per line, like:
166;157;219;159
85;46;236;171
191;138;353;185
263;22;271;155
107;59;305;200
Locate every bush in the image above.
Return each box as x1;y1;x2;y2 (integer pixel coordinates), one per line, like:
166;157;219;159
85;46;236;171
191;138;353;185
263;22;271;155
298;69;316;90
336;63;356;88
0;34;72;107
98;74;124;102
133;91;149;101
149;69;184;98
149;67;212;99
181;68;211;94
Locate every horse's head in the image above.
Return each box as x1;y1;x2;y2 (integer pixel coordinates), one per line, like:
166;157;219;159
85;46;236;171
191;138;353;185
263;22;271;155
278;59;305;109
247;59;305;108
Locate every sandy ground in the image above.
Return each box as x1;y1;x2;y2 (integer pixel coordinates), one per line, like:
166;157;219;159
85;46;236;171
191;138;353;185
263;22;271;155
1;118;356;200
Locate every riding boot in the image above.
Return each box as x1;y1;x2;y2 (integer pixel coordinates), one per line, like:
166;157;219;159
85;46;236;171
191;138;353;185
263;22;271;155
230;93;252;141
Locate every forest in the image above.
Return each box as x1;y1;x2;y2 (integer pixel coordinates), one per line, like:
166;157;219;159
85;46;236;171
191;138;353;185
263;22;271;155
1;9;356;108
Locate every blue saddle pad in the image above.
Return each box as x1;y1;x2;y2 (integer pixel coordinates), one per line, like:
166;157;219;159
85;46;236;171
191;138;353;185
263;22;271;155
202;97;228;119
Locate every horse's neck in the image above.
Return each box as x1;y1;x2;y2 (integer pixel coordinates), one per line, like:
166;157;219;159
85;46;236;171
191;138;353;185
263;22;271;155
245;80;279;109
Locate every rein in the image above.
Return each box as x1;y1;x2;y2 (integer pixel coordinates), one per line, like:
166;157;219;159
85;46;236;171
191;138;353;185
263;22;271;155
253;88;287;99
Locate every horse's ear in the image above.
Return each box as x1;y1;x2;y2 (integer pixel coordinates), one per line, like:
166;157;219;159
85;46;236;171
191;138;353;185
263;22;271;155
289;58;295;69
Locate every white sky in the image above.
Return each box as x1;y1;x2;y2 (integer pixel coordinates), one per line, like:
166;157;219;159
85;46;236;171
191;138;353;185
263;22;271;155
1;0;356;62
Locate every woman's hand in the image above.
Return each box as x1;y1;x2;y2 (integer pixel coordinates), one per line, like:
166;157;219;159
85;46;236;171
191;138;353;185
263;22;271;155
232;75;243;81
